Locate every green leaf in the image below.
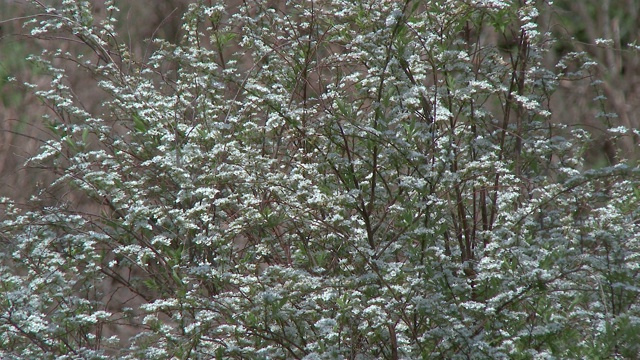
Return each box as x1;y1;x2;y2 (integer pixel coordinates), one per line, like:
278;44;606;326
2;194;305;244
133;113;147;133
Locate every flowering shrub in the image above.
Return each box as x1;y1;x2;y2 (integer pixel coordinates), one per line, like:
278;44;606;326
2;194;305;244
1;0;640;358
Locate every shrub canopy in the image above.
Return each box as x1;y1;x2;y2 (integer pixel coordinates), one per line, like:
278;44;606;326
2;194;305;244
1;0;640;359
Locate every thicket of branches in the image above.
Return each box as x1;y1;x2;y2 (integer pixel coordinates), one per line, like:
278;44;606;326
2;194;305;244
1;0;640;358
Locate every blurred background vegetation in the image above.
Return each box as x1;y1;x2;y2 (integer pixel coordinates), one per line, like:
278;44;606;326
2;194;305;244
549;0;640;165
1;0;639;201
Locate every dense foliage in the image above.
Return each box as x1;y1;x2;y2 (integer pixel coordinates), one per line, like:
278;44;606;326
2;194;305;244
1;0;640;358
